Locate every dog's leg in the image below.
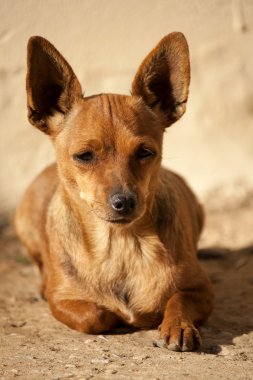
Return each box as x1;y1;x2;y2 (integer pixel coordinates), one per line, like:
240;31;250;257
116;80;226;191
48;298;118;333
160;286;214;351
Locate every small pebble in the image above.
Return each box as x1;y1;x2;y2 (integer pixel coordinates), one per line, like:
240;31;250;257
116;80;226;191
68;354;77;359
10;321;26;328
63;374;74;379
218;346;231;356
133;355;150;361
50;346;60;352
98;335;108;341
91;359;109;364
84;339;94;344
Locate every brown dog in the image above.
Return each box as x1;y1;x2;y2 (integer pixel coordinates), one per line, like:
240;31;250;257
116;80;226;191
14;32;214;352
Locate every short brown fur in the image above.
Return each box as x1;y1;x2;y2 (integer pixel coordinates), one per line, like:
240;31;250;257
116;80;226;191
14;33;214;351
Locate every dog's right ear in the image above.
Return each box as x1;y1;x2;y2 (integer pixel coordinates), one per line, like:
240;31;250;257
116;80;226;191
26;36;82;134
132;32;190;128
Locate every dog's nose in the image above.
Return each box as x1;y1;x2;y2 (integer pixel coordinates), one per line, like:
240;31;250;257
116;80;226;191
110;192;137;216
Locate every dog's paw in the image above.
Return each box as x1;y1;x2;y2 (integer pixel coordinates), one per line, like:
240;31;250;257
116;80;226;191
159;320;202;352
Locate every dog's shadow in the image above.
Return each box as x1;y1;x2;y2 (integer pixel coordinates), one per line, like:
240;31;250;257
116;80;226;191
198;246;253;354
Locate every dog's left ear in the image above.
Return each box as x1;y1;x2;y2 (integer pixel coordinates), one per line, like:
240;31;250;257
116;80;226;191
132;32;190;127
26;36;83;134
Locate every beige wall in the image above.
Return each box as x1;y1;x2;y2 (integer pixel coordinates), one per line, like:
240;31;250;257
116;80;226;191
1;0;253;214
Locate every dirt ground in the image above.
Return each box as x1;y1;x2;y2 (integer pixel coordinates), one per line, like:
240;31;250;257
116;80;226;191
0;186;253;380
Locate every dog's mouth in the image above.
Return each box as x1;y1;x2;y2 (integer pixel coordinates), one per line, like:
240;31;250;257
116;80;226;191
94;212;135;225
90;207;136;225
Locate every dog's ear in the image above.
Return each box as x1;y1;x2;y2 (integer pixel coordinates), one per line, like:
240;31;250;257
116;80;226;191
132;32;190;127
26;36;82;134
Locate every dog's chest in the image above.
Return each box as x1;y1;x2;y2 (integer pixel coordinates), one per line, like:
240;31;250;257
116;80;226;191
81;228;174;324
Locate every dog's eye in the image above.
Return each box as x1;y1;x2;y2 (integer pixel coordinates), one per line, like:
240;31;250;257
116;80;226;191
136;147;155;161
73;151;96;163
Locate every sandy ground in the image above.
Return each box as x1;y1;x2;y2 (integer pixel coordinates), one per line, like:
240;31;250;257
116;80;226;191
0;190;253;380
1;2;253;378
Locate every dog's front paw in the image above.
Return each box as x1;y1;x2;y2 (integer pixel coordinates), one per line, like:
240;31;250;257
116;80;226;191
159;320;202;352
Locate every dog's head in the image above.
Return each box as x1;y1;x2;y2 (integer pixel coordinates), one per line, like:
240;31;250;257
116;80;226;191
26;33;190;224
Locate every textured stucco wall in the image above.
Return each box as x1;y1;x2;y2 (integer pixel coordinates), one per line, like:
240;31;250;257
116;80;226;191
0;0;253;214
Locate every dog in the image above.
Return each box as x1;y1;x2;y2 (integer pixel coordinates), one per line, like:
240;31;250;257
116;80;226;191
14;32;214;352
